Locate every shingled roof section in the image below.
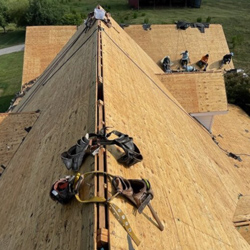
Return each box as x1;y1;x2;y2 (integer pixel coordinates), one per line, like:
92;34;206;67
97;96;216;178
0;11;249;250
22;26;77;85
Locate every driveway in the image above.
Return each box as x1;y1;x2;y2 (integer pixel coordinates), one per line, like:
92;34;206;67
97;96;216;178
0;44;25;56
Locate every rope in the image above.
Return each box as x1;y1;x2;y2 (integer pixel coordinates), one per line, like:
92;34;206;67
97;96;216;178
73;171;141;246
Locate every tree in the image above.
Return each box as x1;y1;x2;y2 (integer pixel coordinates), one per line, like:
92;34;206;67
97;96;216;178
7;0;29;27
61;13;82;25
25;0;65;25
0;0;10;33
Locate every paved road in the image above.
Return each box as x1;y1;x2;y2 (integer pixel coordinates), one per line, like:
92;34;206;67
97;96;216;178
0;44;25;56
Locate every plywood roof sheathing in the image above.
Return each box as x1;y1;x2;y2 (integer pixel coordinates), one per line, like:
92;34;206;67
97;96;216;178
124;24;234;71
0;11;250;250
156;71;228;113
22;26;77;85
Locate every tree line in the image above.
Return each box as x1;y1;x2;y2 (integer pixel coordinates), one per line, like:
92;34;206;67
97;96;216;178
0;0;83;32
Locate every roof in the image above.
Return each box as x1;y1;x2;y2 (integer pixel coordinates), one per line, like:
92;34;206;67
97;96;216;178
124;24;234;71
22;26;77;85
0;14;249;250
156;71;228;113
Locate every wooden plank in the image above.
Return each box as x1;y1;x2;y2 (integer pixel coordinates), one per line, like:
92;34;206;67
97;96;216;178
97;23;108;246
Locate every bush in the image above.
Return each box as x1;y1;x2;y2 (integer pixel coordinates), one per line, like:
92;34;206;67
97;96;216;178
206;16;211;23
124;15;129;20
197;17;202;23
25;0;65;25
225;73;250;116
62;13;82;25
133;12;138;19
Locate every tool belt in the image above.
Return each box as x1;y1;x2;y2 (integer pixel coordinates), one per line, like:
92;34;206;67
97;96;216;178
50;171;164;246
61;130;143;171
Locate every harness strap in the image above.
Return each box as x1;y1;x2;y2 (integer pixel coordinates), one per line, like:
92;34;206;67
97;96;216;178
109;202;141;246
73;171;141;246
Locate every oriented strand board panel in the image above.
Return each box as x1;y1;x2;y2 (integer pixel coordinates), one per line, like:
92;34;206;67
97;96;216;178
125;24;234;71
157;71;228;113
101;19;250;249
22;26;77;84
0;112;39;168
0;23;98;250
213;104;250;191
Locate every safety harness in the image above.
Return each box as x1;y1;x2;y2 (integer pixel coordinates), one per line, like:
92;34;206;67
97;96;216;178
61;130;143;171
50;171;164;246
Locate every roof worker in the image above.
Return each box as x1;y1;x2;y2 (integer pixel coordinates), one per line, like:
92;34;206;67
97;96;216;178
197;54;209;71
161;56;173;73
94;5;106;20
220;52;234;68
180;50;190;67
183;65;195;72
94;5;112;27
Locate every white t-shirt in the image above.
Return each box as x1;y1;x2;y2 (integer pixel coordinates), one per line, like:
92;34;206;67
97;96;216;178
94;8;106;20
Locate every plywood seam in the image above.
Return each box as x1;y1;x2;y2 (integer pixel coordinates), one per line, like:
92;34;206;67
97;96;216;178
179;220;232;247
0;112;40;174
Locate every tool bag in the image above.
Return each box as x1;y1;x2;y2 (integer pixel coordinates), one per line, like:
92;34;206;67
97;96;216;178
61;129;143;171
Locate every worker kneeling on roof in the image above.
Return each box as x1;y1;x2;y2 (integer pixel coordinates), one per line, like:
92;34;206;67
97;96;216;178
183;65;195;72
161;56;173;73
220;52;234;68
197;54;209;71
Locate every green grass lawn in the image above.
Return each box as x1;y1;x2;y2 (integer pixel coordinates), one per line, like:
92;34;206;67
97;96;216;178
0;30;26;49
0;52;24;112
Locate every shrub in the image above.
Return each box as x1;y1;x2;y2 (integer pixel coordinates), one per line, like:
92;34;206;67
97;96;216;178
133;12;137;19
62;13;82;25
206;16;211;22
124;15;129;20
197;17;202;23
225;73;250;116
141;13;145;17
